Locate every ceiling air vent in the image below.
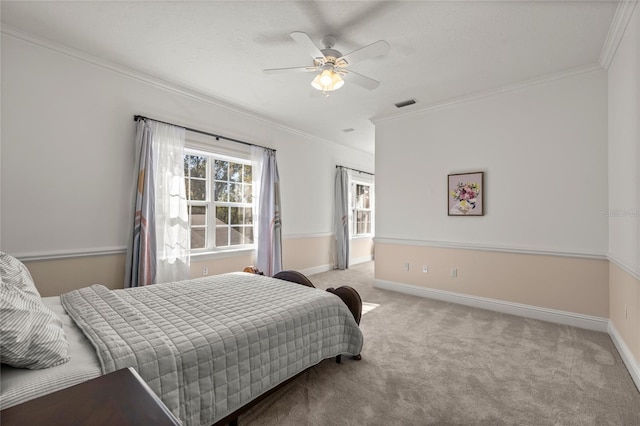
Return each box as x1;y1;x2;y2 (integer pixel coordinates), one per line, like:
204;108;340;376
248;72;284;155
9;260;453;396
394;98;417;108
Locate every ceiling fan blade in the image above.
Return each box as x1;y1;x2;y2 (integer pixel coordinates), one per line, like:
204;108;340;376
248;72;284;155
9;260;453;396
338;40;390;66
290;31;326;62
344;69;380;90
263;66;318;74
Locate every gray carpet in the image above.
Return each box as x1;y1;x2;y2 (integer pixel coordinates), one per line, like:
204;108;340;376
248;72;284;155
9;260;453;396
239;262;640;425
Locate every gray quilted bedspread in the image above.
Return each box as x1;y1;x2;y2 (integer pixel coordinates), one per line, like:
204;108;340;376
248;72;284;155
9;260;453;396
61;272;363;426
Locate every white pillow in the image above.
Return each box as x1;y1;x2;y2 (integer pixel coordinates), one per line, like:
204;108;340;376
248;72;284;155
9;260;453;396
0;252;70;369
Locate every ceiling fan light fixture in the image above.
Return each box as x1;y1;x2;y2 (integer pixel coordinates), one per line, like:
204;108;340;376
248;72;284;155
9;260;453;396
311;68;344;92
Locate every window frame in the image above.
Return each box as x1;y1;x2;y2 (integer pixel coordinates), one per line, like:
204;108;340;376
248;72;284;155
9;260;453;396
184;145;255;256
350;178;374;238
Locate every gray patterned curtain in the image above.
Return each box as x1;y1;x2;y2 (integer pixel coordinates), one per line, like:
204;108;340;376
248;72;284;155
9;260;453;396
335;167;349;270
125;119;190;287
252;147;282;276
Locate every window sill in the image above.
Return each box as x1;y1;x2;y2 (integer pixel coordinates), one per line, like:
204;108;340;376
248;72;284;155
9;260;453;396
190;248;255;262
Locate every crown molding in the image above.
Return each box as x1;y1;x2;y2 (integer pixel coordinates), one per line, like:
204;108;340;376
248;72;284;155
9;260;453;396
599;0;639;69
371;63;604;124
1;26;371;156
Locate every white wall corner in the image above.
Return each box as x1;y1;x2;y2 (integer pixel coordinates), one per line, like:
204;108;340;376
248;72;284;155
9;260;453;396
373;279;609;332
599;0;639;69
608;321;640;393
608;253;640;280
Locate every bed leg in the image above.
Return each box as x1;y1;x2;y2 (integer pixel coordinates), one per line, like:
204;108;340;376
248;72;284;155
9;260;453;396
336;354;342;364
352;354;362;361
229;418;238;426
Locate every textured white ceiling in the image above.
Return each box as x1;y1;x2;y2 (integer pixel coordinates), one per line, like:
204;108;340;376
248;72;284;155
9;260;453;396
1;1;618;154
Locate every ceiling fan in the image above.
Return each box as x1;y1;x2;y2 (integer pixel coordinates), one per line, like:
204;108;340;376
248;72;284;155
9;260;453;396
263;32;390;94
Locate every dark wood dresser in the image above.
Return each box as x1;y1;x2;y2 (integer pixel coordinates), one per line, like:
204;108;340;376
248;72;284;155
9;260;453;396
0;367;181;425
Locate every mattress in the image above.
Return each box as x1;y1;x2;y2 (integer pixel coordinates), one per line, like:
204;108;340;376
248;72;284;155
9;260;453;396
0;296;102;409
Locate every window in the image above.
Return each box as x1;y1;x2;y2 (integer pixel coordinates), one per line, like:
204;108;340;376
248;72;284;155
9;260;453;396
184;150;254;252
352;182;373;236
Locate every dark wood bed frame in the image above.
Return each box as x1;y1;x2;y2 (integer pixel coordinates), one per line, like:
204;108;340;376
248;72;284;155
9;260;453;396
272;270;363;327
215;269;364;426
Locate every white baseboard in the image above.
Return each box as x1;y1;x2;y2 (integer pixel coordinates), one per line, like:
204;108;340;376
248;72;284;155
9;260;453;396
299;264;333;277
301;257;372;277
282;233;371;276
350;255;374;266
608;322;640;392
376;279;640;393
373;279;609;332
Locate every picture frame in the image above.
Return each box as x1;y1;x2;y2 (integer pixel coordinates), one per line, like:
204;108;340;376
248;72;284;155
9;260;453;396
448;172;484;216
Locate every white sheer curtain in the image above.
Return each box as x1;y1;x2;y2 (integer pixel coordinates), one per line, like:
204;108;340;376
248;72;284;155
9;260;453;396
153;122;190;283
335;167;350;270
251;146;282;276
125;119;190;287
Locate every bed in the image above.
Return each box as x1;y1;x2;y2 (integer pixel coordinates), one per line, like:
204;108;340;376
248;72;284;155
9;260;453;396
0;253;363;426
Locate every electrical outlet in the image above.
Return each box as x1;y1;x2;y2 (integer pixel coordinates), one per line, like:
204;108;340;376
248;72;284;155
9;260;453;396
403;262;410;271
451;267;457;278
422;265;429;273
202;267;209;276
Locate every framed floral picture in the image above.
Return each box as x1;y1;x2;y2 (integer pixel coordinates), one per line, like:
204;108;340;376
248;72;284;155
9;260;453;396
448;172;484;216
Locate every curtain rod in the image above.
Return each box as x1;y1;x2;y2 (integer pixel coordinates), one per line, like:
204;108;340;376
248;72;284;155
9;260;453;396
336;165;374;176
133;115;274;152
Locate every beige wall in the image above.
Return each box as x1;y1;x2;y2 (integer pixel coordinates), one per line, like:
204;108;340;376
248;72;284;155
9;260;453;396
282;234;373;273
27;252;255;296
282;235;333;273
189;253;256;279
24;234;373;296
610;264;640;364
351;237;375;263
25;254;126;297
375;242;609;318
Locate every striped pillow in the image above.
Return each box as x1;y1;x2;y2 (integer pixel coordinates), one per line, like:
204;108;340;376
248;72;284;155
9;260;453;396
0;252;70;369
